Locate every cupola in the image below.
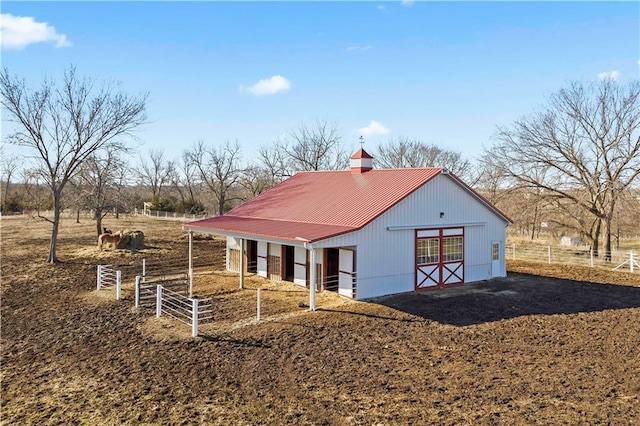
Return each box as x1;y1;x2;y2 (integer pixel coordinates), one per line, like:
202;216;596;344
350;148;373;174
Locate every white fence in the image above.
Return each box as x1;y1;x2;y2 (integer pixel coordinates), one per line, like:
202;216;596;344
96;264;122;300
509;244;638;273
156;285;213;337
97;253;315;337
135;207;208;221
134;272;189;308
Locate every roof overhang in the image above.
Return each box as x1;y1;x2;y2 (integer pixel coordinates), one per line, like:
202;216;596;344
183;216;358;245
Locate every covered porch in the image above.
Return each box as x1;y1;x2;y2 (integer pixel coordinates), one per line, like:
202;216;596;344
184;229;357;311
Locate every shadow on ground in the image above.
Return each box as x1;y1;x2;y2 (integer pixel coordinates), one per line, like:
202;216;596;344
373;272;640;326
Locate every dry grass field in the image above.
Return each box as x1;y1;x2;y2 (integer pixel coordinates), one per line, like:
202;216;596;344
1;215;639;425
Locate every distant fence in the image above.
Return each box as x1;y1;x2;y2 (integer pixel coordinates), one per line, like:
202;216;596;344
508;244;638;273
135;208;208;221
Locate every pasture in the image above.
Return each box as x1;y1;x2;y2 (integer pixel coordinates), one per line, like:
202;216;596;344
1;215;639;425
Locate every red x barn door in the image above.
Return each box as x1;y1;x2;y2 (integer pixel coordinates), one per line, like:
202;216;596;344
415;227;464;290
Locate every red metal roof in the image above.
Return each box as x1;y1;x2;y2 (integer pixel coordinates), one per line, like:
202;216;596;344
185;168;443;242
350;148;373;159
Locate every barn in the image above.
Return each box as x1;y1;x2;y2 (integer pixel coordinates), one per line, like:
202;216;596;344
183;149;511;309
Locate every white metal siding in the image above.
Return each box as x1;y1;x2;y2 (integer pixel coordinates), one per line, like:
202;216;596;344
226;237;240;271
294;246;307;286
338;249;355;297
316;174;508;299
257;241;268;278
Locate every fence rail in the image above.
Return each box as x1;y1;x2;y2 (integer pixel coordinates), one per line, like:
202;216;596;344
156;286;213;337
135;273;189;308
96;264;122;300
508;243;638;273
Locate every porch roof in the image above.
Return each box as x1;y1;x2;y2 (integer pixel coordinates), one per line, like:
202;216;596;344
185;215;357;243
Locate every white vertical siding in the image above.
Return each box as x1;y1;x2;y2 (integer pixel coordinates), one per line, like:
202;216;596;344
316;174;508;300
294;246;307;286
257;241;268;278
226;237;240;271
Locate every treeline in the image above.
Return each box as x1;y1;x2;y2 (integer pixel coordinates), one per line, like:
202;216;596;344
2;66;639;262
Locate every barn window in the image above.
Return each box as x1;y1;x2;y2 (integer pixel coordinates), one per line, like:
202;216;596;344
417;238;439;264
442;236;463;262
492;242;500;260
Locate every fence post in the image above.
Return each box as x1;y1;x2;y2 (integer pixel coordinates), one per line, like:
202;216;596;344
135;275;141;308
192;298;198;337
547;246;551;264
257;288;261;322
156;285;163;318
116;270;122;301
142;258;146;277
97;265;102;290
512;244;516;261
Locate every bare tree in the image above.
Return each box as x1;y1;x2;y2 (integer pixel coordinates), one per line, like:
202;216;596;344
0;150;20;212
173;149;205;214
475;151;512;205
276;120;348;171
74;147;127;237
258;143;289;185
18;168;53;214
188;140;242;215
375;137;474;181
0;67;147;262
489;79;640;260
137;148;175;202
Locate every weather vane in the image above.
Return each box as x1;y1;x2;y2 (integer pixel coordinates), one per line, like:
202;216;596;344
359;135;364;146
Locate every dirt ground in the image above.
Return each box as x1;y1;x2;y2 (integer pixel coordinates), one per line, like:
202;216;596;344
1;215;639;425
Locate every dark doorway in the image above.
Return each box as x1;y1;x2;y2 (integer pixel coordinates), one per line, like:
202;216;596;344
284;245;295;282
325;248;339;292
247;240;257;273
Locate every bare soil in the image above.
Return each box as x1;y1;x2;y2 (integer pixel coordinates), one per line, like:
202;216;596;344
2;215;639;425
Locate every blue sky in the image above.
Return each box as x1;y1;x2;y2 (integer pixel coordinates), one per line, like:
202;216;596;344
1;1;639;165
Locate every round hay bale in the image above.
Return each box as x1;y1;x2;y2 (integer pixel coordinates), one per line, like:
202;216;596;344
130;230;144;249
115;230;144;251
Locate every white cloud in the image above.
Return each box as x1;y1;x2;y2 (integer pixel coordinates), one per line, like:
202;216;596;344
1;13;71;50
357;121;390;138
597;70;620;81
401;0;415;7
239;75;291;96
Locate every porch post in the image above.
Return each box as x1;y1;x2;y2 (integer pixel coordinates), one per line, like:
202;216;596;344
308;245;317;311
240;238;246;290
188;230;193;297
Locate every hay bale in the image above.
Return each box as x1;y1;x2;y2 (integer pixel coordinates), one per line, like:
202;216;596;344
116;230;145;251
129;230;144;250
